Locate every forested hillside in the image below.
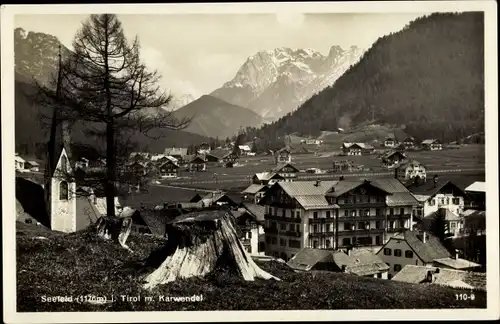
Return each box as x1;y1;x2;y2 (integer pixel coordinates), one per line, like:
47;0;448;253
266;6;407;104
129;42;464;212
240;12;484;145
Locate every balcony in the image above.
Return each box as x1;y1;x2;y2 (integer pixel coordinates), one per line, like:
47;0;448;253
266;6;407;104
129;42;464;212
309;231;336;237
387;227;408;233
337;228;385;236
280;231;302;237
339;202;386;209
387;213;412;220
339;215;386;221
266;227;278;234
264;214;302;223
309;218;335;224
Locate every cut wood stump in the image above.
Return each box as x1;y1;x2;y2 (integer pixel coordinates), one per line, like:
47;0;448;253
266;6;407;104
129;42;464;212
142;209;279;290
96;215;133;251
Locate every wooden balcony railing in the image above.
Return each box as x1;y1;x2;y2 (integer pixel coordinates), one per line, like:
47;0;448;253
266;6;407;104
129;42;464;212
265;214;302;223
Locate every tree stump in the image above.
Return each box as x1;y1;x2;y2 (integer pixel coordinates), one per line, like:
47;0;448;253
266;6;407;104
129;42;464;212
96;215;133;250
142;210;279;290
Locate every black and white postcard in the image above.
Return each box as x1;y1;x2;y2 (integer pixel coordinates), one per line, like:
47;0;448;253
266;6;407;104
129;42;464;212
2;1;498;323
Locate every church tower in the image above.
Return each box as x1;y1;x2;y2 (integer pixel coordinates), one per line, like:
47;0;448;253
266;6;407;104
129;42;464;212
44;45;77;233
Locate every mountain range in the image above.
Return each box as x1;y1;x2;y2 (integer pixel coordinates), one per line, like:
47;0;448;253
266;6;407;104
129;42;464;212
13;28;213;156
240;12;485;145
210;46;364;121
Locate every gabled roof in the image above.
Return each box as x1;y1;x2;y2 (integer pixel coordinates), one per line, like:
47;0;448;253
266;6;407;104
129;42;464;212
253;172;284;181
406;180;467;198
210;149;231;159
287;248;333;271
386;192;420;207
343;142;374;150
15;155;26;163
273;163;299;173
332;249;390;276
465;181;485;193
392;265;486;291
421;139;441;145
241;202;265;222
325;180;393;198
396;159;425;170
278;180;338;197
433;257;481;270
382;150;407;159
238;145;251;151
424;208;461;222
190;155;206;163
242;184;267;194
395;230;451;263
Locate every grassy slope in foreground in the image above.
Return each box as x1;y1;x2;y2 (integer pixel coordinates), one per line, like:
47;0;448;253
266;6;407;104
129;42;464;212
16;223;486;311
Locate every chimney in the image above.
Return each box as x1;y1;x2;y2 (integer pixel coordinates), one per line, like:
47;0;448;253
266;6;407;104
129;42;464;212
315;179;321;187
454;249;459;260
423;231;427;243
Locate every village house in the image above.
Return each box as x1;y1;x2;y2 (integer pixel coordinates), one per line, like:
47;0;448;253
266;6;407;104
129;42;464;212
25;160;40;172
376;230;451;279
15;154;26;171
164;147;188;163
128;161;148;176
207;149;231;165
158;159;179;178
199;191;240;208
271;163;300;182
222;151;239;167
394;160;427;183
301;138;323;145
259;178;418;261
287;247;389;279
384;137;397;148
341;143;375;156
129;152;151;161
275;146;292;164
252;172;285;187
406;176;467;219
238;145;252;156
189;155;207;172
464;181;485;211
242;184;269;204
421;208;464;237
421;139;443;151
381;151;407;168
233;203;266;255
197;142;211;155
402;137;416;149
392;265;486;291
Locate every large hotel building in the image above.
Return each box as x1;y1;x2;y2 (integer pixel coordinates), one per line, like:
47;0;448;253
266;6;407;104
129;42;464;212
259;178;419;261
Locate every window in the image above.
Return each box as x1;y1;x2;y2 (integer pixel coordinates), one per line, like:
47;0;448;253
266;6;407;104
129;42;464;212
344;222;352;231
313;240;318;248
280;223;287;231
394;249;402;257
326;239;331;248
326;223;332;232
265;236;271;244
389;208;394;215
440;198;445;205
399;208;404;215
452;198;460;205
313;212;318;219
295;224;300;232
296;211;300;218
313;224;318;233
405;250;414;258
375;236;381;245
269;207;273;215
394;264;402;272
280;238;286;247
326;211;331;218
429;199;435;206
289;240;301;248
376;208;381;216
450;222;456;229
384;248;392;256
271;237;277;245
60;155;68;174
375;221;381;229
446;197;450;205
59;181;69;200
344;210;349;217
282;209;286;217
351;210;356;217
377;273;382;279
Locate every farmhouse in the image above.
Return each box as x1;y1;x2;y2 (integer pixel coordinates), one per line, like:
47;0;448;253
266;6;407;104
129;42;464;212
275;146;292;164
238;145;252;156
464;181;485;211
222;151;239;166
252;172;284;187
189;155;207;172
128;161;147;176
158;160;179;178
200;191;239;208
381;151;407;168
394;160;427;183
421;139;443;151
287;247;389;279
25;160;40;172
341;143;374;156
392;265;486;291
164;147;188;162
272;163;299;182
259;178;419;261
376;230;451;279
421;208;463;237
198;142;211;154
384;137;397;148
242;184;268;204
233;203;266;255
406;176;467;218
15;154;26;171
403;137;416;149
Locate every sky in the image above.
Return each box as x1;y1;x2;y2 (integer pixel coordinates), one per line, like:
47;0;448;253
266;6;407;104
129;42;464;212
15;12;428;98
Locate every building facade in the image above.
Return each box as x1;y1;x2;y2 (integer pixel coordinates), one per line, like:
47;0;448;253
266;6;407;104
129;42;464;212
260;179;418;262
395;160;427;183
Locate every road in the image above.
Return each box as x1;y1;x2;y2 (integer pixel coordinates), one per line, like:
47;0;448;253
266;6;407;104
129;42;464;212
158;167;485;186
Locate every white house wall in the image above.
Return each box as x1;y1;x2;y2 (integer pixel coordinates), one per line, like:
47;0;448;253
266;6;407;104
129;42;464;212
423;194;465;217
